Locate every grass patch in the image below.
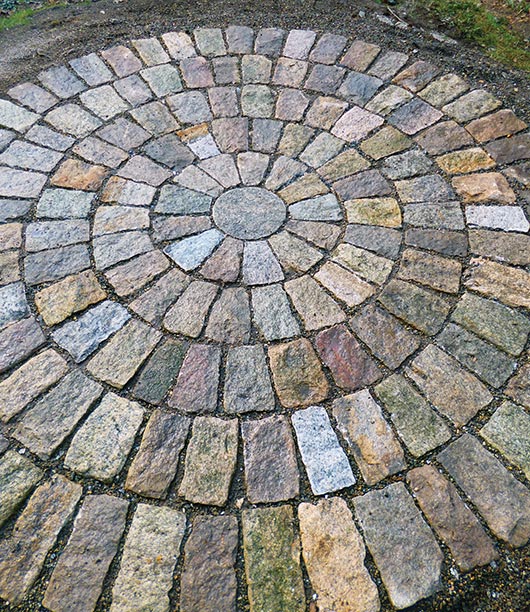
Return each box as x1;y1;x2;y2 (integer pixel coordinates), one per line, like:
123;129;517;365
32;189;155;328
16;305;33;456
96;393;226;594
0;5;34;28
424;0;530;71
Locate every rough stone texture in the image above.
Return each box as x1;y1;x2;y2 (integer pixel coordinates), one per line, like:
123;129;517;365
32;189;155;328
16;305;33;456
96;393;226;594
86;319;161;388
205;287;251;344
451;292;530;356
480;401;530;480
350;303;420;369
179;416;238;506
0;348;68;422
64;392;143;482
378;279;451;336
52;300;130;363
285;275;346;330
0;317;45;374
299;498;380;612
438;434;530;547
465;258;530;309
406;344;492;427
110;505;186;612
437;322;516;388
242;415;299;503
374;374;451;457
35;270;105;326
242;506;305;612
0;451;43;528
251;284;300;340
292;405;355;495
0;475;82;605
315;324;381;390
126;410;190;498
43;495;128;612
168;344;221;414
180;516;239;612
268;338;329;407
354;483;443;610
13;370;103;459
407;466;498;572
224;345;274;413
333;390;406;485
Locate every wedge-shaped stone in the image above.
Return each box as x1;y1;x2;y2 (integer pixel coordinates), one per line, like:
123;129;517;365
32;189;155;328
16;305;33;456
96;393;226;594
285;275;345;331
13;370;103;459
251;284;300;340
345;197;401;227
242;506;305;612
350;304;420;369
299;498;380;612
374;374;451;457
35;270;105;326
452;292;530;356
480;402;530;480
242;415;299;503
205;287;251;344
333;243;393;284
397;248;461;294
126;410;190;498
87;319;161;388
180;516;238;612
378;279;451;335
314;261;374;307
168;344;221;414
224;345;274;413
0;451;42;528
333;390;406;485
438;434;530;547
268;338;329;407
407;466;498;572
315;324;381;390
164;280;218;337
354;482;443;609
65;392;143;482
0;348;67;422
465;258;530;309
52;300;130;363
0;475;82;605
110;505;186;612
132;338;188;405
179;416;238;506
43;495;128;612
437;322;516;388
406;345;491;427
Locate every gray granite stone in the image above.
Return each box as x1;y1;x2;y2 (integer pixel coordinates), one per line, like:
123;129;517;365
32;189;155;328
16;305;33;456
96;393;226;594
52;300;130;362
224;345;274;413
292;405;355;495
354;483;443;609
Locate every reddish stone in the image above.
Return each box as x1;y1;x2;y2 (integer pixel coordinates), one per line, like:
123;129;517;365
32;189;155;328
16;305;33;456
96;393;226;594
50;159;107;191
315;324;381;390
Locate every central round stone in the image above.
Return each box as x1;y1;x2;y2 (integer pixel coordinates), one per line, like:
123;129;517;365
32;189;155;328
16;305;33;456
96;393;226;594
212;187;287;240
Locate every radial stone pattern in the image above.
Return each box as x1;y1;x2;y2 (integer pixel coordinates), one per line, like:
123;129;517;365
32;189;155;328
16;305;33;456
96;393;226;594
0;24;530;612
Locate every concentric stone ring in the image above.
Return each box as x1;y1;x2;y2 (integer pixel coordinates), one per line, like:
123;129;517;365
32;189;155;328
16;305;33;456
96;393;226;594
0;24;529;612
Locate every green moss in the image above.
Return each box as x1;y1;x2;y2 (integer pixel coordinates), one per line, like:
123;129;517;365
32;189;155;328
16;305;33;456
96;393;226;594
425;0;530;71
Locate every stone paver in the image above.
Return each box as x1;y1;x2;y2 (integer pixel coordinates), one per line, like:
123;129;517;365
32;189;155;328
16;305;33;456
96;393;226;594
0;26;529;612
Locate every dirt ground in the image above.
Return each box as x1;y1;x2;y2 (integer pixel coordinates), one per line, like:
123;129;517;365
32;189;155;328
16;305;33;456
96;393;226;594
0;2;529;611
0;0;529;121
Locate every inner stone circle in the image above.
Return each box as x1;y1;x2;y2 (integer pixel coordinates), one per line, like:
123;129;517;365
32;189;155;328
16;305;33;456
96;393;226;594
212;187;287;240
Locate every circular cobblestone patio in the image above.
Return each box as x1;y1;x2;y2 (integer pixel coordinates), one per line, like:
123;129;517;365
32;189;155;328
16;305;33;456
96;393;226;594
0;25;529;612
